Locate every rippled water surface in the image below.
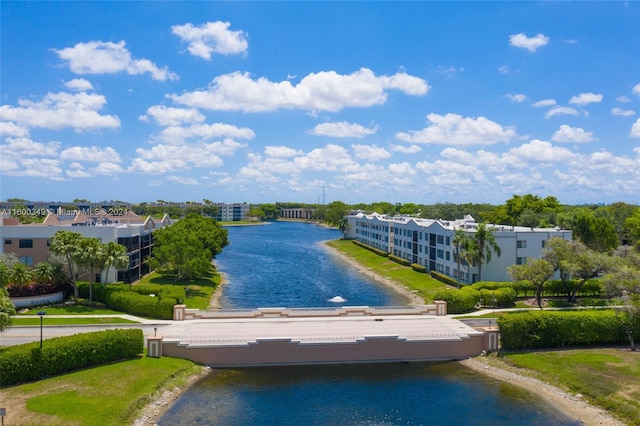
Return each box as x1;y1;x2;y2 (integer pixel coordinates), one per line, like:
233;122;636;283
159;221;578;425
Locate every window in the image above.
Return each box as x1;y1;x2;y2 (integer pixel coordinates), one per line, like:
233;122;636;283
541;240;546;248
437;235;444;244
446;236;450;246
437;249;444;259
517;257;526;265
446;251;450;261
517;240;526;249
4;239;11;245
19;256;33;266
19;239;33;248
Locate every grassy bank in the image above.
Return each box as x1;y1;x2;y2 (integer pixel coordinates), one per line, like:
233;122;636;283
325;239;449;302
0;355;203;426
491;348;640;425
135;269;221;309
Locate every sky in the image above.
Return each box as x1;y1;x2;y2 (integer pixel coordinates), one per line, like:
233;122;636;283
1;2;639;206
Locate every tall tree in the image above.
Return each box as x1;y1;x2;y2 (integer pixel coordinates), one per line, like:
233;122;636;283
9;263;33;287
452;229;471;286
102;242;129;285
0;288;17;333
325;201;349;226
49;230;83;298
338;217;350;239
33;262;56;284
471;223;501;282
508;258;555;309
77;238;105;302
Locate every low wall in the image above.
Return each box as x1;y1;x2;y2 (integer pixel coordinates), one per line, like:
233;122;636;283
10;291;64;309
162;334;486;367
173;302;447;321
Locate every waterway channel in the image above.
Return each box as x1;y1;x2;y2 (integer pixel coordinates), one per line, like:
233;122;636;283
158;221;579;425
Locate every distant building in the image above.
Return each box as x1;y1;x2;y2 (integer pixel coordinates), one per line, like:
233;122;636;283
280;208;315;219
345;212;572;283
0;210;170;284
214;203;251;221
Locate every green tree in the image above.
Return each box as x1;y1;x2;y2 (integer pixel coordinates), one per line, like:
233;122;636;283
508;258;555;309
325;201;349;226
9;263;33;287
624;207;640;248
0;288;17;332
470;223;501;282
102;242;129;285
77;237;105;302
572;210;618;252
33;262;57;284
49;230;83;298
338;217;350;239
452;229;471;287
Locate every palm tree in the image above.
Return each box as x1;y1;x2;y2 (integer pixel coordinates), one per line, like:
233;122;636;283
9;263;33;287
0;288;17;332
471;223;501;282
102;242;129;285
452;229;470;287
77;238;104;302
34;262;56;285
338;217;350;239
49;231;83;298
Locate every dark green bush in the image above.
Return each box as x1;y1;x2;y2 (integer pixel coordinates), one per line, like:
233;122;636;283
479;287;516;307
411;263;427;273
430;271;459;287
498;310;636;350
433;286;480;313
352;240;388;257
388;254;410;266
0;329;143;387
106;291;175;320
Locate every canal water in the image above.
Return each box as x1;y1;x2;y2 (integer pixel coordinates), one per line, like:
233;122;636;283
158;221;579;425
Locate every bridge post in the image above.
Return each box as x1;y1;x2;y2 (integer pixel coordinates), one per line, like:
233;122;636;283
174;304;186;321
147;334;164;358
435;300;447;316
483;327;499;352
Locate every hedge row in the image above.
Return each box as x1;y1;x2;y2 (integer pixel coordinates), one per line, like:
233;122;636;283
470;279;603;298
430;271;459;287
0;328;143;386
388;254;411;266
433;287;480;313
351;240;389;257
497;310;637;350
77;282;181;319
478;287;517;307
411;263;427;273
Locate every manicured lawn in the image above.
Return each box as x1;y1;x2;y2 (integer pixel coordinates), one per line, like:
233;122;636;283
499;348;640;425
325;239;450;302
17;306;125;316
11;317;136;326
0;355;203;426
135;269;220;309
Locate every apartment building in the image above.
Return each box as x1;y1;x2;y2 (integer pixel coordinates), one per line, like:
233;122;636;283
345;212;572;283
280;208;316;219
214;202;251;222
0;210;170;284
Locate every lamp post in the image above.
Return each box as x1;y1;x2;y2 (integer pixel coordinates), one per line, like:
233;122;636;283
37;311;46;349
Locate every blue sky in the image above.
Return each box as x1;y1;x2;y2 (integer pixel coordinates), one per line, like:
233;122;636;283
1;2;639;205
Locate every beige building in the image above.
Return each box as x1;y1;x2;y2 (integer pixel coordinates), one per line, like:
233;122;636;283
1;210;170;283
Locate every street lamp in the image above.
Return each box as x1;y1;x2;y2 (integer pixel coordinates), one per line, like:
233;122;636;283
37;311;46;349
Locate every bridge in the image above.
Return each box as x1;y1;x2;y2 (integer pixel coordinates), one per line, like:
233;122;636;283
147;302;499;367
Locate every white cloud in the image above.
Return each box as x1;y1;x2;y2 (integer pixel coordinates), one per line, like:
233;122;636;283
53;40;178;81
498;66;510;74
0;122;29;137
551;125;594;143
310;121;378;138
64;78;94;91
1;137;60;157
395;113;516;145
631;118;640;138
169;68;429;112
569;92;603;106
167;175;198;185
508;33;550;52
264;146;303;158
60;146;122;163
6;157;64;179
133;139;242;172
129;158;188;174
611;108;635;117
351;144;391;161
437;66;464;78
93;161;124;175
171;21;248;60
390;144;422;154
0;91;120;131
157;123;255;144
507;94;527;103
633;84;640;97
532;99;556;108
617;95;631;103
545;106;579;119
139;105;205;126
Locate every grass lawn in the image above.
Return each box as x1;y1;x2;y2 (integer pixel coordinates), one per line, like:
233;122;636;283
17;306;127;316
10;317;137;326
496;348;640;425
135;269;221;309
325;239;450;302
0;355;203;426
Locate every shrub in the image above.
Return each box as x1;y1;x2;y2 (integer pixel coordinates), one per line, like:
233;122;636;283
433;286;480;313
351;240;388;257
430;271;458;287
0;328;143;386
498;310;636;350
106;291;175;320
388;254;410;266
479;287;516;307
411;263;427;273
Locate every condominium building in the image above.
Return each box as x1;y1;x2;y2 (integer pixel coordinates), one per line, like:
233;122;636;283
215;203;251;222
280;208;316;220
0;210;170;284
345;212;572;283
